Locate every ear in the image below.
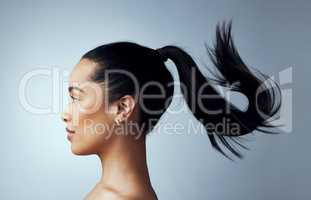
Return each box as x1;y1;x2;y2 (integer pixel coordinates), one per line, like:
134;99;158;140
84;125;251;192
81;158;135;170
114;95;136;123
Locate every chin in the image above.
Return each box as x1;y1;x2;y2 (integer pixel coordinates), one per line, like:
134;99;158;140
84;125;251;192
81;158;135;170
70;143;93;156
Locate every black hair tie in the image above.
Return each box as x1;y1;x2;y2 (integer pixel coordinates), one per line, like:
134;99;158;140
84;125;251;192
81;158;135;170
155;48;168;62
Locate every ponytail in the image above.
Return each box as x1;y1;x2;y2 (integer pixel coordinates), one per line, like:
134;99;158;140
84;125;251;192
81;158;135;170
157;21;282;159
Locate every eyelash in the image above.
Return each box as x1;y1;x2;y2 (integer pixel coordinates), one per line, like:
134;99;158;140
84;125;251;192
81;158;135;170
70;95;80;102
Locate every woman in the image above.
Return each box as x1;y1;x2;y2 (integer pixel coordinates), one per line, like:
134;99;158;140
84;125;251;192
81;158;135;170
61;22;281;200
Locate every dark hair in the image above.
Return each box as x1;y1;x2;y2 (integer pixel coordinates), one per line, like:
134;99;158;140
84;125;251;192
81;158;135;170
81;21;282;159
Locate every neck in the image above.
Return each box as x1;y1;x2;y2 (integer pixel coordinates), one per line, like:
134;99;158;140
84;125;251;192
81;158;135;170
97;134;155;196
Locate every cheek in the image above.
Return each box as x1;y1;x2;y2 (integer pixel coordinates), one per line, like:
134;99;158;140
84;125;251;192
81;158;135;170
71;105;116;155
78;104;115;135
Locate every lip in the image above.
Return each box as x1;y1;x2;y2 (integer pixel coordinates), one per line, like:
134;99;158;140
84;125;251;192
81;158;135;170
66;127;75;141
66;127;75;134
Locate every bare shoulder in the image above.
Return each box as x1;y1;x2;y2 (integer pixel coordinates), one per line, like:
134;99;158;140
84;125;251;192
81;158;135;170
85;186;156;200
84;186;123;200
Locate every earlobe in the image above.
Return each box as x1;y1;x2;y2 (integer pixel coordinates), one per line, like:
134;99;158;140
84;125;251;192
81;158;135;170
114;117;121;126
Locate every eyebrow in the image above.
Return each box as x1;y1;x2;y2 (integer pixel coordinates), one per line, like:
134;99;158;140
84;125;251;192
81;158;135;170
68;86;85;93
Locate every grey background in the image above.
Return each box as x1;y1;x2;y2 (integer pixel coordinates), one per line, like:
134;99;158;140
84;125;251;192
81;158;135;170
0;0;310;199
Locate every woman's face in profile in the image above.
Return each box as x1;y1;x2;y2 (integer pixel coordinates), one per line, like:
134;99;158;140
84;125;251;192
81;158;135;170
61;59;117;155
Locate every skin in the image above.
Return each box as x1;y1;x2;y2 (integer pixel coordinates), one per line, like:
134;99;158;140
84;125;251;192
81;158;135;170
61;59;158;200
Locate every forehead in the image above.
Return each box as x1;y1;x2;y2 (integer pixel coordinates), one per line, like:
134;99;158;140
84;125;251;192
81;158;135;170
69;58;98;86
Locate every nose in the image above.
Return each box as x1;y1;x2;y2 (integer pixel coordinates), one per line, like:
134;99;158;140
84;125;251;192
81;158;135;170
61;112;71;123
